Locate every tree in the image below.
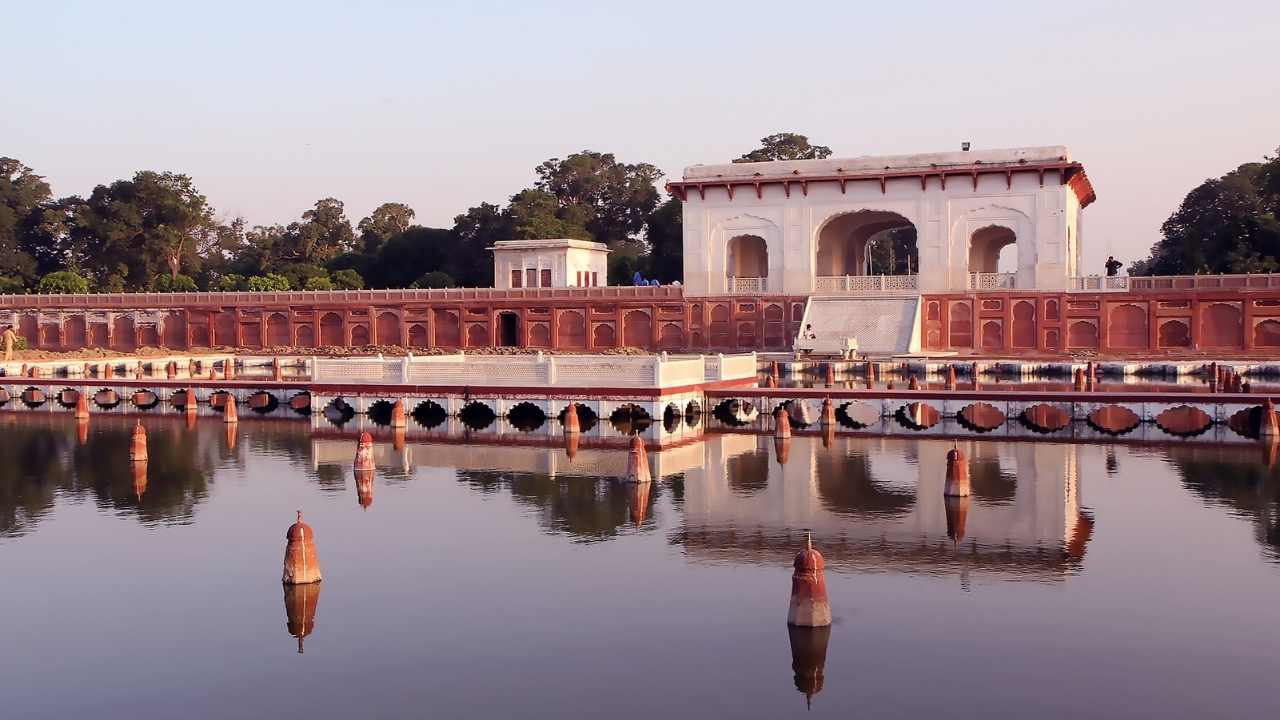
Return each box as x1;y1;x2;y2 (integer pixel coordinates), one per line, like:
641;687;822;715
287;198;355;264
412;271;454;288
534;151;661;247
213;274;248;291
357;202;415;254
507;189;591;241
332;269;364;290
0;158;50;282
247;273;290;291
73;171;219;288
367;227;455;288
304;276;335;290
449;202;511;286
1132;148;1280;275
36;270;90;294
734;133;833;163
0;275;26;294
644;197;683;283
152;273;197;292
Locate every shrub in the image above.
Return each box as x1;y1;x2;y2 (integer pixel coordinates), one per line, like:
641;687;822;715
332;269;364;290
305;276;335;290
214;274;248;291
412;271;455;289
153;273;198;292
0;275;27;294
36;271;91;294
247;273;291;291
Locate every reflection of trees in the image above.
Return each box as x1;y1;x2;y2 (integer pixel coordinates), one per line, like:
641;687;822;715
0;416;230;536
815;452;915;518
1166;446;1280;558
456;470;657;541
727;451;769;496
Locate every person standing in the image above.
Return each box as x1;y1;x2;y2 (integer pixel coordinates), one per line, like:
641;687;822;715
1105;256;1123;277
2;326;18;362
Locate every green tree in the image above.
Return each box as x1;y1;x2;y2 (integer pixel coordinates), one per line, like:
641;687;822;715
507;189;591;241
734;132;833;163
152;273;198;292
286;198;355;264
213;274;248;291
304;275;335;290
367;227;454;288
534;151;661;247
74;171;218;287
644;197;683;283
275;262;329;290
332;268;364;289
357;202;415;254
412;270;455;288
0;275;27;294
247;273;291;291
0;158;49;282
1132;147;1280;275
36;270;90;294
449;202;511;286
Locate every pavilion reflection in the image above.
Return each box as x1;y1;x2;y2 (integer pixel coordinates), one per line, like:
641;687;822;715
676;434;1094;580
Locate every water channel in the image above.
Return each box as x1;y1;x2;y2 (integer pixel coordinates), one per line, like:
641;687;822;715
1;416;1277;718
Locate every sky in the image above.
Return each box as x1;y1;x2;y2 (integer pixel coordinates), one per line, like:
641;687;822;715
4;0;1278;273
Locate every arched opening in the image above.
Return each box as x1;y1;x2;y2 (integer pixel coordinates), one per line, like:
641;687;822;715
132;390;160;410
967;225;1017;288
557;403;599;432
816;210;917;280
247;391;278;414
296;325;315;348
609;404;652;435
288;392;311;415
367;399;396;426
556;311;587;349
323;397;356;426
412;400;447;428
459;401;497;430
497;312;520;347
622;310;651;349
726;234;768;292
265;313;289;347
93;388;120;410
375;312;401;345
507;402;547;432
662;403;682;433
21;387;47;408
57;388;79;409
319;313;342;346
351;325;370;346
407;324;428;347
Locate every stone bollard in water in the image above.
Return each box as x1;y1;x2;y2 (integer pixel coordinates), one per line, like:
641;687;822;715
135;361;144;379
824;363;835;388
945;495;969;543
185;386;198;415
273;357;283;382
132;461;148;501
564;430;580;459
907;374;919;391
282;511;322;585
129;421;148;462
625;434;651;484
166;361;177;379
1073;368;1086;391
76;417;89;446
74;391;89;420
945;365;957;391
775;433;792;465
1261;399;1280;442
944;446;970;497
765;374;777;389
354;432;375;472
774;406;792;439
787;533;832;628
224;358;234;381
771;361;780;381
390;399;407;429
562;403;581;433
224;394;238;423
820;397;836;427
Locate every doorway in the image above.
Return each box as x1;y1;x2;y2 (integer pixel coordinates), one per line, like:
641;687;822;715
498;312;520;347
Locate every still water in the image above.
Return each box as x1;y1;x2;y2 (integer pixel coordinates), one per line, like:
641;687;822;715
1;415;1278;719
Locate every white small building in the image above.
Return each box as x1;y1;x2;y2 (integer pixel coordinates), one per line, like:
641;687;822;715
668;145;1096;295
489;238;610;289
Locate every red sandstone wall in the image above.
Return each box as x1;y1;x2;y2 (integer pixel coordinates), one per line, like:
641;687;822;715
0;289;805;353
921;290;1280;356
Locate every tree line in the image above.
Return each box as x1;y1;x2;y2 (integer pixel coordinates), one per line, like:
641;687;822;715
0;133;831;294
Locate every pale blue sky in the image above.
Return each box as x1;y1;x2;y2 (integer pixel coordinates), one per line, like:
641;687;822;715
4;0;1277;271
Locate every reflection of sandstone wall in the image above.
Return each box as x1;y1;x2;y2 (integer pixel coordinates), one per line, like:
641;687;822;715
679;436;1086;577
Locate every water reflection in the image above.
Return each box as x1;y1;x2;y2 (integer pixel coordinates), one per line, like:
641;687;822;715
1164;445;1280;559
283;582;321;654
787;625;831;709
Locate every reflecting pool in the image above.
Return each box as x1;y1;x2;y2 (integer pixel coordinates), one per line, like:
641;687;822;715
1;415;1278;718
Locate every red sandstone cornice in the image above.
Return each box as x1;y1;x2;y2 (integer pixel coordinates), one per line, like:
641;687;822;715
666;160;1097;208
